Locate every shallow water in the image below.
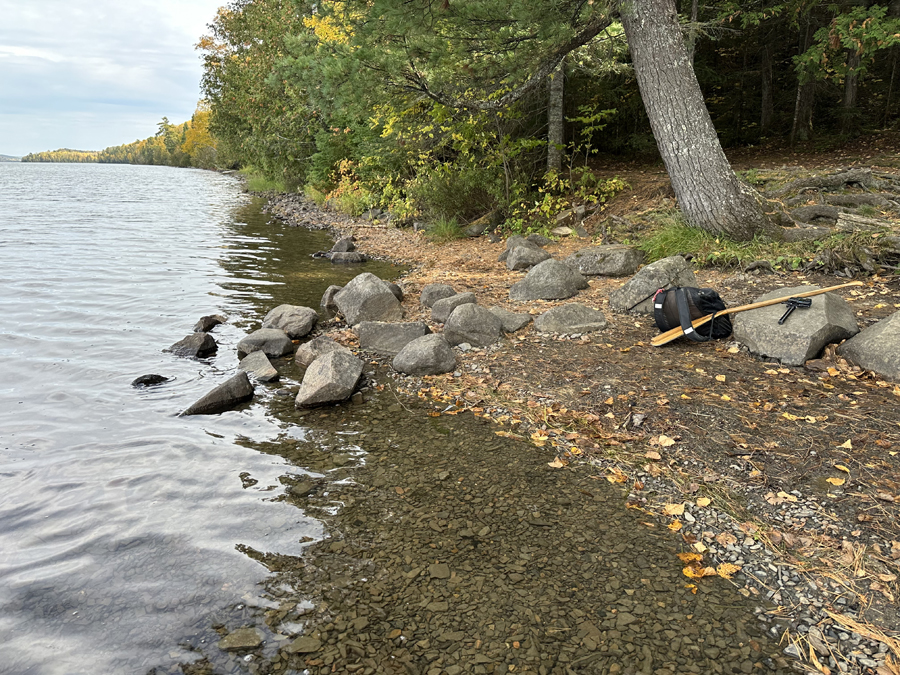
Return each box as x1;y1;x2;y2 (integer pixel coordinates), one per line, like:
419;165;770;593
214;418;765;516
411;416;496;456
0;163;401;674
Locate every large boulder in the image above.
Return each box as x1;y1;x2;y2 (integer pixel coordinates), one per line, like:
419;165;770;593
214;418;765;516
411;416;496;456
182;372;254;416
386;282;404;301
420;283;456;308
565;245;644;277
535;304;607;334
262;305;318;339
507;245;552;271
167;333;217;358
392;334;457;376
488;307;533;333
331;237;356;253
295;351;364;408
193;314;227;332
237;328;295;358
838;311;900;380
432;293;476;324
239;350;280;382
330;252;368;264
444;304;503;347
356;321;431;356
733;286;859;366
608;256;696;315
334;273;403;326
509;259;588;302
295;336;351;367
498;237;545;263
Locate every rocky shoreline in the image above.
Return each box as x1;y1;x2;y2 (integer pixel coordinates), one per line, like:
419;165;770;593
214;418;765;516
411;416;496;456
175;189;900;675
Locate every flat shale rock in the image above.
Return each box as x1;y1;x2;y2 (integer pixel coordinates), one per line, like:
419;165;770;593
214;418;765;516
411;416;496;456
218;627;264;651
509;259;588;301
167;332;217;358
608;256;696;315
295;351;363;408
238;350;279;382
565;245;643;277
733;286;859;366
535;303;607;334
488;307;533;333
295;335;352;368
182;372;254;416
444;304;503;347
838;310;900;380
356;321;430;356
431;292;476;324
392;334;457;376
334;272;403;326
420;283;456;308
262;304;318;339
237;328;295;358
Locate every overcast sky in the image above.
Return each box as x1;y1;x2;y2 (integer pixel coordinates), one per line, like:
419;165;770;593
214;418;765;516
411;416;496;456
0;0;225;156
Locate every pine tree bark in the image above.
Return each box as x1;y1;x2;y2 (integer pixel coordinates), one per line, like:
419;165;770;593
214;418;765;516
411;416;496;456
547;61;565;174
842;50;861;135
760;43;775;136
618;0;774;241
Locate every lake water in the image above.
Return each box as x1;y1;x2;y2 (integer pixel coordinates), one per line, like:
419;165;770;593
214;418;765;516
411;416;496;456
0;163;401;674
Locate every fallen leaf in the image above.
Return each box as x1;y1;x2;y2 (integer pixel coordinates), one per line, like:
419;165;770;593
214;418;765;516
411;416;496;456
605;397;614;405
693;542;708;553
663;503;685;516
826;477;846;486
877;573;897;582
838;439;853;449
685;583;698;594
677;552;703;563
782;413;800;421
778;491;798;502
696;497;711;507
716;532;738;546
657;434;676;448
668;521;683;531
715;375;726;382
827;367;840;377
716;563;741;579
547;457;566;468
721;394;732;401
834;464;851;473
645;450;662;460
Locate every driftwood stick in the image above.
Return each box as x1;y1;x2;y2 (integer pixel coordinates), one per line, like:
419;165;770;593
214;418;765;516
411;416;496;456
650;281;864;347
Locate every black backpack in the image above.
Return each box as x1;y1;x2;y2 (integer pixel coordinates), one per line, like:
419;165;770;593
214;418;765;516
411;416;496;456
653;287;732;342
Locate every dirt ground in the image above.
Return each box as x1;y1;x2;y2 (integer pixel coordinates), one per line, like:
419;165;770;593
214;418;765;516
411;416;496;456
269;139;900;670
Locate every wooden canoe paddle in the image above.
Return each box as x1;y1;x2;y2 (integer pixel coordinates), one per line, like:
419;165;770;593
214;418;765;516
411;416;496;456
650;280;864;347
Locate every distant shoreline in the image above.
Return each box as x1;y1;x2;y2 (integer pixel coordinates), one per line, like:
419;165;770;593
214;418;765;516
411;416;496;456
0;155;21;162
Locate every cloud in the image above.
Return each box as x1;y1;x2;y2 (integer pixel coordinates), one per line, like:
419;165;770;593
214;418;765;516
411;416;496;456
0;0;225;155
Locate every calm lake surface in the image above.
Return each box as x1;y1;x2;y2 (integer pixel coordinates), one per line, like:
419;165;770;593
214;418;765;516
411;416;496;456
0;163;401;674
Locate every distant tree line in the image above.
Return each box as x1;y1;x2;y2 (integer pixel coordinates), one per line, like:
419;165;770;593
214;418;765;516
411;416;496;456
21;105;218;169
194;0;900;239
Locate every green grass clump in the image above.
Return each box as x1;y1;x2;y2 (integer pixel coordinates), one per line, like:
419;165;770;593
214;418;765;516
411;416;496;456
239;167;289;192
426;216;465;243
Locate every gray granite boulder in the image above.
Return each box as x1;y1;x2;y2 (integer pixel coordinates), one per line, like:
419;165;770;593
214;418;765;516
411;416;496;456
167;333;217;358
330;251;367;264
386;282;403;301
733;286;859;366
237;328;295;358
488;307;533;333
262;304;318;339
498;237;545;263
838;311;900;380
509;259;588;301
334;273;403;326
295;336;351;367
193;314;226;332
432;292;476;323
444;304;503;347
331;237;356;253
356;321;430;356
535;304;608;334
321;285;342;317
507;245;552;271
392;334;457;376
420;283;456;308
608;256;697;315
565;245;644;277
295;351;363;408
239;350;279;382
182;372;254;416
527;234;553;247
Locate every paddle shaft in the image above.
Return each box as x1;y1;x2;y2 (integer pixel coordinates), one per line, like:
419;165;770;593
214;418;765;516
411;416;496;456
650;281;864;347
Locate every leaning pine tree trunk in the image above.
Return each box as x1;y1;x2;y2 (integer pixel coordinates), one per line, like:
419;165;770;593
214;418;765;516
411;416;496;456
547;60;565;175
619;0;774;241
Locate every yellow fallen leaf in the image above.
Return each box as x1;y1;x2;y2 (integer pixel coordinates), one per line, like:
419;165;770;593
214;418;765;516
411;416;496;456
777;491;798;502
727;346;739;354
838;439;853;449
716;563;741;580
783;413;800;421
721;394;732;401
668;520;683;531
685;583;698;594
835;464;851;473
696;497;711;507
547;457;566;468
677;552;703;563
683;564;716;579
693;542;708;554
681;394;692;400
716;375;726;382
877;573;898;582
826;477;845;486
827;367;840;377
765;369;779;375
657;434;676;448
605;397;614;405
663;503;685;516
645;450;662;460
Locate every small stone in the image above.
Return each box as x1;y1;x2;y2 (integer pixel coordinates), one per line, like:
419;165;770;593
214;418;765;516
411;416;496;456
218;627;264;651
285;636;322;654
429;563;451;579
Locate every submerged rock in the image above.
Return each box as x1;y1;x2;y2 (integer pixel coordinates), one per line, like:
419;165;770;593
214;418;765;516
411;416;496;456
182;372;254;416
131;374;169;388
330;251;367;264
218;627;264;651
166;332;217;358
193;314;227;333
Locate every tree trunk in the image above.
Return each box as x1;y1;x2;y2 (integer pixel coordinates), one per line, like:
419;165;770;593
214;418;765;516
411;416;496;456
842;49;861;135
618;0;773;241
547;60;565;174
790;21;815;145
760;43;775;136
